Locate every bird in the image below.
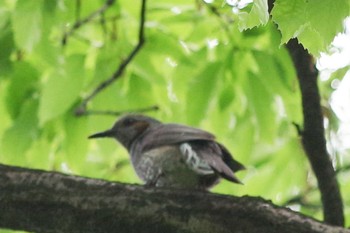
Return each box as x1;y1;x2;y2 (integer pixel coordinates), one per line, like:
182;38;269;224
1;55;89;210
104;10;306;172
88;114;245;190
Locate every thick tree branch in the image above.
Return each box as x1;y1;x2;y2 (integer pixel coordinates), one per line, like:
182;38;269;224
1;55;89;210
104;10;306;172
0;164;349;233
286;39;344;226
75;0;147;116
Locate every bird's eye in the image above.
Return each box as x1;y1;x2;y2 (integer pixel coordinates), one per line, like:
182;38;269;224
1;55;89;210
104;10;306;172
123;118;136;126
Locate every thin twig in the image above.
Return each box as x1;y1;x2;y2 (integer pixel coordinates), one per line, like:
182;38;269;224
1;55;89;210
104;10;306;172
62;0;115;45
75;0;81;22
203;2;232;38
282;185;321;210
75;0;147;116
292;122;303;136
80;105;159;117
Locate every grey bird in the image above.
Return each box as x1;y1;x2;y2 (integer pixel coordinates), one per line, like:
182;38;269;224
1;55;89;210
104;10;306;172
88;114;245;190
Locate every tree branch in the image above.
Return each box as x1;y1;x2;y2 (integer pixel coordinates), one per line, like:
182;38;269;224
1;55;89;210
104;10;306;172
0;164;349;233
75;0;147;116
267;0;344;226
286;39;344;226
81;105;159;116
62;0;115;45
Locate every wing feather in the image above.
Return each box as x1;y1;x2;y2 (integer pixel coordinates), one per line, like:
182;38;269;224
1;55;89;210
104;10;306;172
189;141;243;184
141;124;215;150
139;123;244;184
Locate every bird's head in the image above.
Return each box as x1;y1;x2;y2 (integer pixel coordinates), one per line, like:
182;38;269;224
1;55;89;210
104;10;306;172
88;114;161;150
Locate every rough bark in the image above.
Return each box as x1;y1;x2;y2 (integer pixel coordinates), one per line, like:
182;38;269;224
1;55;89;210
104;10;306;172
286;39;344;226
0;164;348;233
268;0;344;226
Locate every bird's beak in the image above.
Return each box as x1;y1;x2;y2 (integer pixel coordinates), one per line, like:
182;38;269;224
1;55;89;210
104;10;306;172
88;129;114;139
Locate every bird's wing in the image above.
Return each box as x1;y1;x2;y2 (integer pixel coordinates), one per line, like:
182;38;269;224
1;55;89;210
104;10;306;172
141;124;245;183
217;143;245;172
183;141;244;184
141;123;216;150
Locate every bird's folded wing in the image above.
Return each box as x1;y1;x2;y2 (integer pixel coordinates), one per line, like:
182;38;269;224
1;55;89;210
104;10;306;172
189;141;244;184
140;123;245;182
141;124;215;150
217;143;245;172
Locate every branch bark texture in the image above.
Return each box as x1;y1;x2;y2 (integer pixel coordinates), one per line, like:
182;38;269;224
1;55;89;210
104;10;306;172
268;0;344;226
0;164;348;233
286;39;344;226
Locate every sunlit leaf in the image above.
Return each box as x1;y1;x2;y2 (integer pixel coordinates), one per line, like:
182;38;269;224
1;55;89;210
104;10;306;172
1;100;38;165
6;62;39;119
272;0;307;44
307;0;349;48
238;0;269;31
0;9;13;76
63;113;89;172
12;0;43;52
186;62;222;125
272;0;349;55
246;72;276;142
38;55;85;125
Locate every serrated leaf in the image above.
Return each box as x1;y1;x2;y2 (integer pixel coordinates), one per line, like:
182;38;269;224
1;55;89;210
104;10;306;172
271;0;307;44
297;24;324;55
307;0;349;47
238;0;269;31
12;0;43;52
272;0;349;55
39;55;85;125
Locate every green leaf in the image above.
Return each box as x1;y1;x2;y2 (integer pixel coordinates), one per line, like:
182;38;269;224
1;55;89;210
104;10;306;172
218;84;235;111
0;8;11;30
307;0;349;47
252;51;292;97
246;71;276;142
38;55;85;125
6;62;39;119
186;62;221;125
272;0;349;55
132;51;165;84
25;137;53;169
127;74;155;107
238;0;269;31
146;29;186;61
0;9;13;76
242;138;306;201
63;114;88;171
297;25;324;55
272;0;307;44
12;0;43;52
1;100;38;165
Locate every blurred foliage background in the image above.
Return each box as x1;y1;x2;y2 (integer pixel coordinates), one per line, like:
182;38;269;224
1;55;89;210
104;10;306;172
0;0;350;231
